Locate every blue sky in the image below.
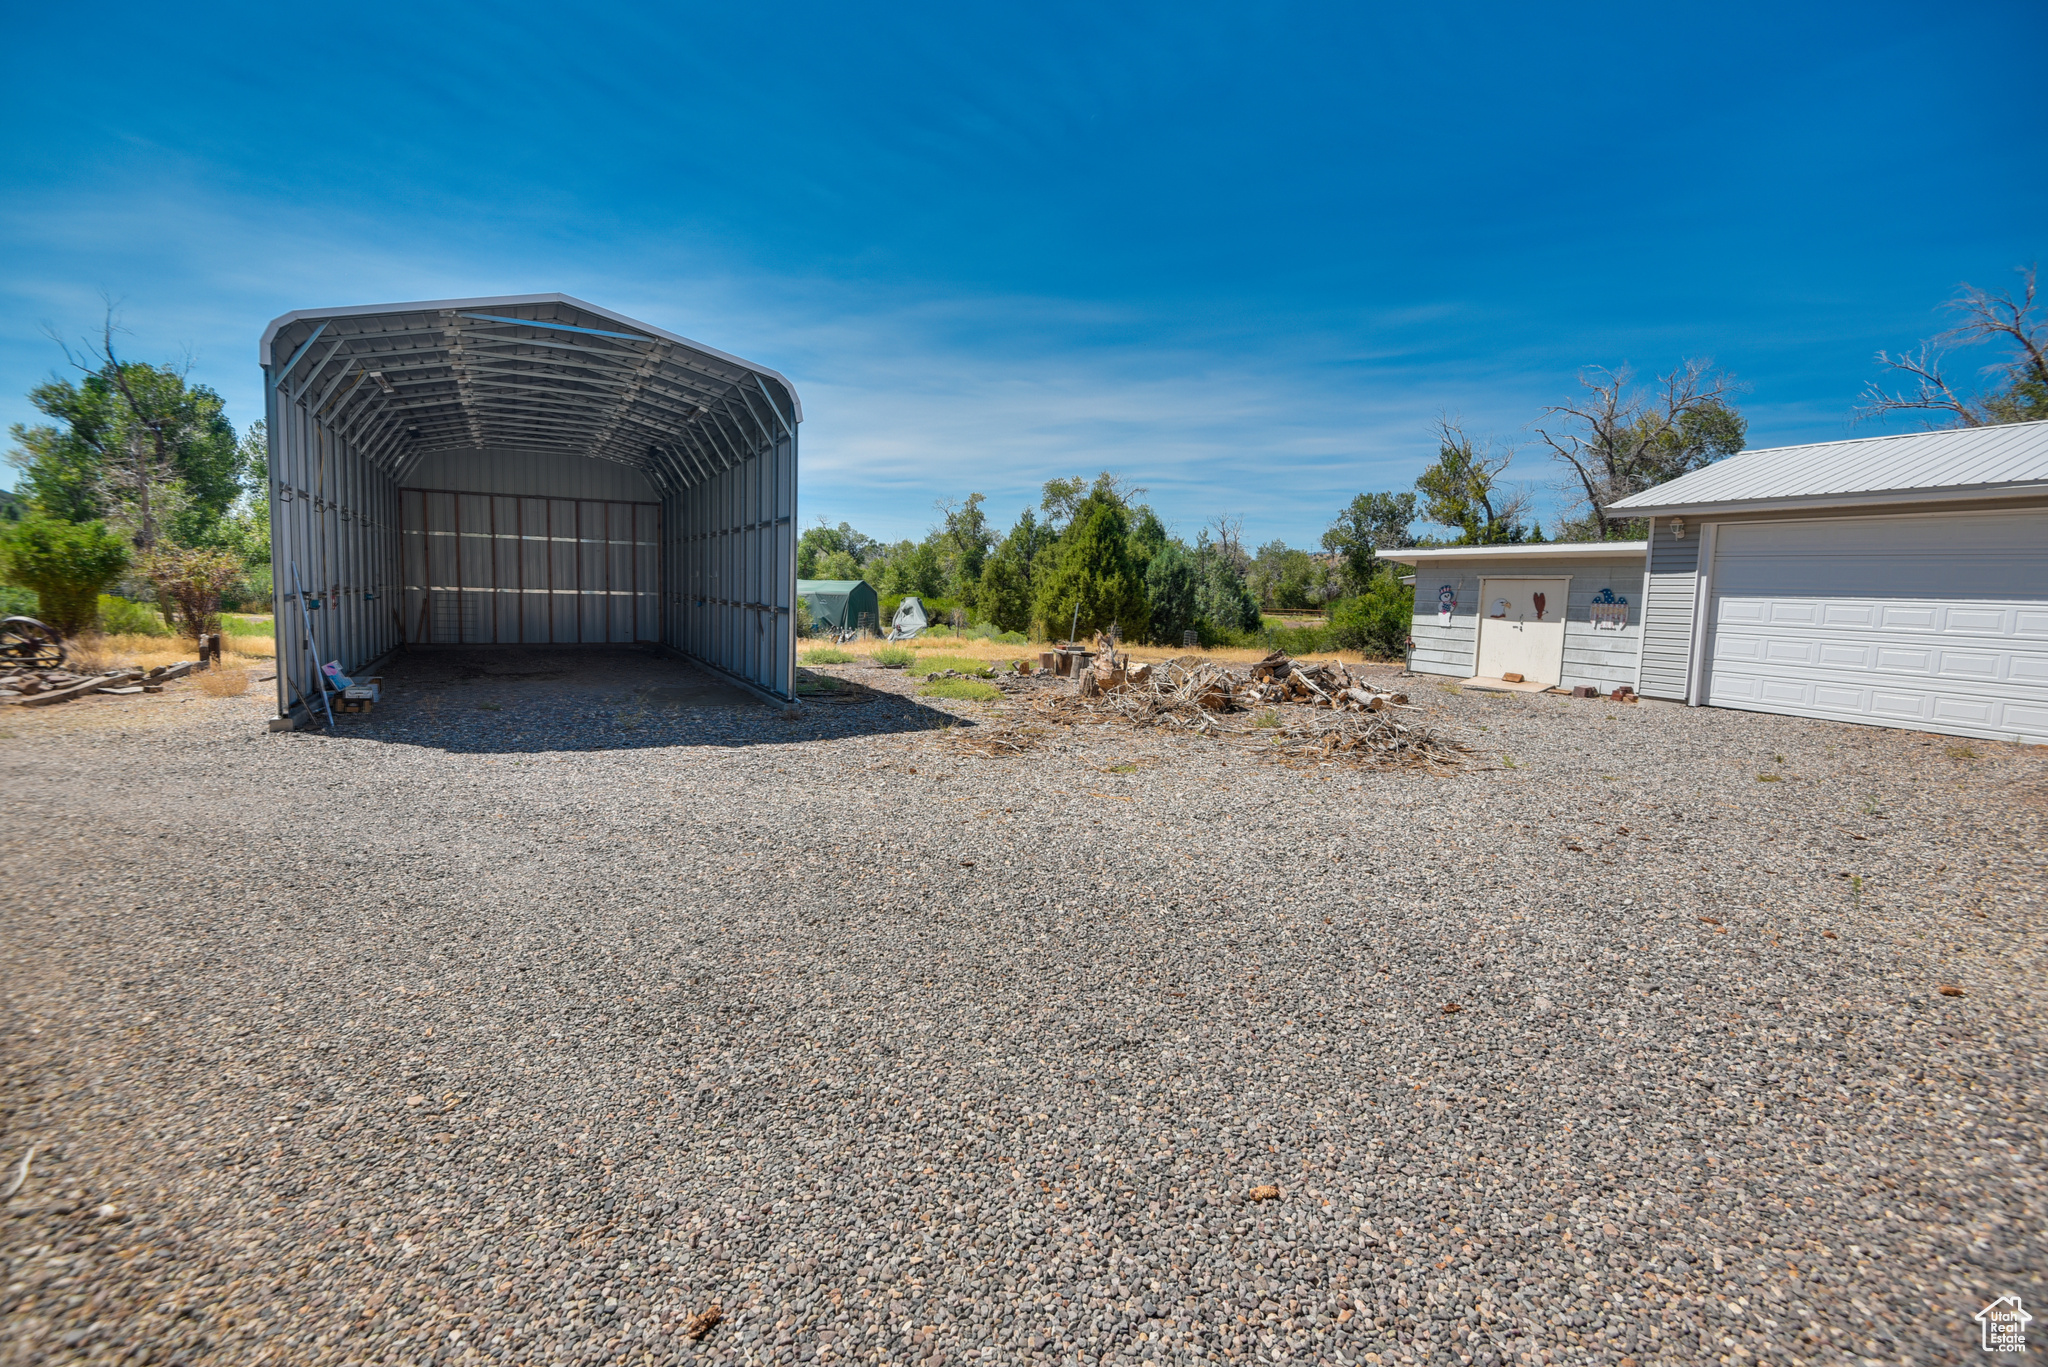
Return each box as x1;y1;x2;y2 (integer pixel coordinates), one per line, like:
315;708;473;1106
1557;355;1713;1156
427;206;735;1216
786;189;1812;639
3;2;2042;545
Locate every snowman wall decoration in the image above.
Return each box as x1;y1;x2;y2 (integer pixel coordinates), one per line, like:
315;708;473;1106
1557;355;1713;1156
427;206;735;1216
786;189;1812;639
1437;585;1456;625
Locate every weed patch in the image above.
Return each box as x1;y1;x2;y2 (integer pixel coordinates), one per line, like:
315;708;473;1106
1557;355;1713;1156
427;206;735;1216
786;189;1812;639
802;646;855;664
874;645;917;669
919;678;1001;702
919;655;997;676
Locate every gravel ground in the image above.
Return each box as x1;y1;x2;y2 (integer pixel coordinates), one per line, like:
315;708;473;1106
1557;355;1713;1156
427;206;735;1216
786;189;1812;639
2;647;2043;1367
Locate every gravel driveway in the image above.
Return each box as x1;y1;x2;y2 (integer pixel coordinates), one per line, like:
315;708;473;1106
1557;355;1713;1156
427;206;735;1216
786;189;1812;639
3;648;2042;1367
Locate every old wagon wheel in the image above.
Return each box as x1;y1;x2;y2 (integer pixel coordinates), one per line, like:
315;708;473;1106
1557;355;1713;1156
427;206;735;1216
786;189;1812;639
0;617;66;670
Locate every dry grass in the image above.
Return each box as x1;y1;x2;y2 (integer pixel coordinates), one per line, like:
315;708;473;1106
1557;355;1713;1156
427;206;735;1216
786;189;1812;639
66;630;275;674
197;665;251;697
873;633;1400;670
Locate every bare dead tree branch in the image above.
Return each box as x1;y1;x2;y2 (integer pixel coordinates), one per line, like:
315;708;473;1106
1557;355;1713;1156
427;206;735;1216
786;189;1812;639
1859;265;2047;428
1534;360;1746;539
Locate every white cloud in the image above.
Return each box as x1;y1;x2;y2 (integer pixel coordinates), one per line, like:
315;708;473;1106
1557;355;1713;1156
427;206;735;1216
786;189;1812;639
0;173;1693;546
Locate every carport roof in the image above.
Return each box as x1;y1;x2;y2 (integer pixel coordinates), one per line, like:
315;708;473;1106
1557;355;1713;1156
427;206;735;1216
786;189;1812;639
1608;420;2048;517
259;294;799;487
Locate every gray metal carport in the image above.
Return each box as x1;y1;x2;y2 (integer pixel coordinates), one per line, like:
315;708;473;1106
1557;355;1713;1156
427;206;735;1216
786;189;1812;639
258;294;799;723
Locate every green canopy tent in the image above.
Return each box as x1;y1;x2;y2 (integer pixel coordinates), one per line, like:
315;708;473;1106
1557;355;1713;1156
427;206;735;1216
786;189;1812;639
796;579;881;636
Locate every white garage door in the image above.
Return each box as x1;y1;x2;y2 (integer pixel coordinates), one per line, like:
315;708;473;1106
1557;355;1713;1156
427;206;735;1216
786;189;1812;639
1705;509;2048;744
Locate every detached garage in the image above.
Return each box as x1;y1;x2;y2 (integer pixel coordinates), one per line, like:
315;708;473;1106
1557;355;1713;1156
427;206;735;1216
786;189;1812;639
1609;421;2048;744
259;294;800;723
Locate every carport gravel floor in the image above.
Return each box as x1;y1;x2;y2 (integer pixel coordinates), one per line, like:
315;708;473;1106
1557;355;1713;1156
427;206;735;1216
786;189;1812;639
1;656;2042;1367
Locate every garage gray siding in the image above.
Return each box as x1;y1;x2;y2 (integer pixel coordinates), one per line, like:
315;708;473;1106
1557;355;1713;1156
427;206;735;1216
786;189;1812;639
1639;519;1699;700
1407;569;1479;676
1406;558;1645;688
1558;568;1646;692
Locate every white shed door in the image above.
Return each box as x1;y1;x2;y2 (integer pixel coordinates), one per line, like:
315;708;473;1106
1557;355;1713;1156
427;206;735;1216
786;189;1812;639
1705;509;2048;743
1474;578;1571;686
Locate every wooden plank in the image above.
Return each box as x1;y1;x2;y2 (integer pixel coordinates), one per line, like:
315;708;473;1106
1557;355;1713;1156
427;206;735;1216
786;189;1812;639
15;670;141;707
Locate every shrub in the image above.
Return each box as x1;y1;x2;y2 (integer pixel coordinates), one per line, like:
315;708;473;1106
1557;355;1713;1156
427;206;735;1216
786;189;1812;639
873;645;916;668
0;585;40;617
0;515;131;636
802;646;855;664
919;678;1001;701
98;595;172;636
795;596;815;635
197;664;250;697
1326;572;1414;658
140;547;242;639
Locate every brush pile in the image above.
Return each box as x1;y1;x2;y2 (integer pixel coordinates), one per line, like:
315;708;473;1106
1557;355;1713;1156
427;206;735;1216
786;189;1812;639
1027;652;1463;770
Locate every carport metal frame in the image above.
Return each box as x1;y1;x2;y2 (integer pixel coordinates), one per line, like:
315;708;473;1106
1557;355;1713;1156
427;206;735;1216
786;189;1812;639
259;294;800;722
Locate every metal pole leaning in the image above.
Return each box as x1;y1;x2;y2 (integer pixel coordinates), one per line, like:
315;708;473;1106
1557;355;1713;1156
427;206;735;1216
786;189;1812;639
291;560;335;729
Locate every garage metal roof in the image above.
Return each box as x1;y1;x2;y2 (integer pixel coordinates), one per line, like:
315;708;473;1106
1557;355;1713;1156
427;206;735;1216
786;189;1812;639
258;294;799;488
1608;420;2048;517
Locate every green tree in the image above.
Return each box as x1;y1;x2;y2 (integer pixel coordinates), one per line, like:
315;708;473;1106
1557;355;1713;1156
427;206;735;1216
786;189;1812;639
1249;541;1333;612
1125;506;1168;582
0;514;131;635
884;540;945;598
1861;266;2047;428
797;519;878;578
977;554;1030;634
813;548;862;581
1039;476;1088;532
1415;420;1541;545
1191;533;1261;633
6;324;243;550
934;493;996;604
1535;361;1746;540
1322;490;1415;595
1142;539;1200;645
213;420;271;602
977;508;1052;634
1032;493;1149;642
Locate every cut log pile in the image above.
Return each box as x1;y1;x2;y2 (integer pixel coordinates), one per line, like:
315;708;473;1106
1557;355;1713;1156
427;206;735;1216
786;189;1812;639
1235;652;1409;711
0;660;199;707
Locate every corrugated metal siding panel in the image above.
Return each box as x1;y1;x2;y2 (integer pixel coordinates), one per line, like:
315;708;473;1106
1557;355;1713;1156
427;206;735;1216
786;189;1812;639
1639;520;1699;699
407;448;660;502
1404;559;1645;685
268;372;403;719
664;427;796;700
1610;422;2048;511
398;488;658;644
